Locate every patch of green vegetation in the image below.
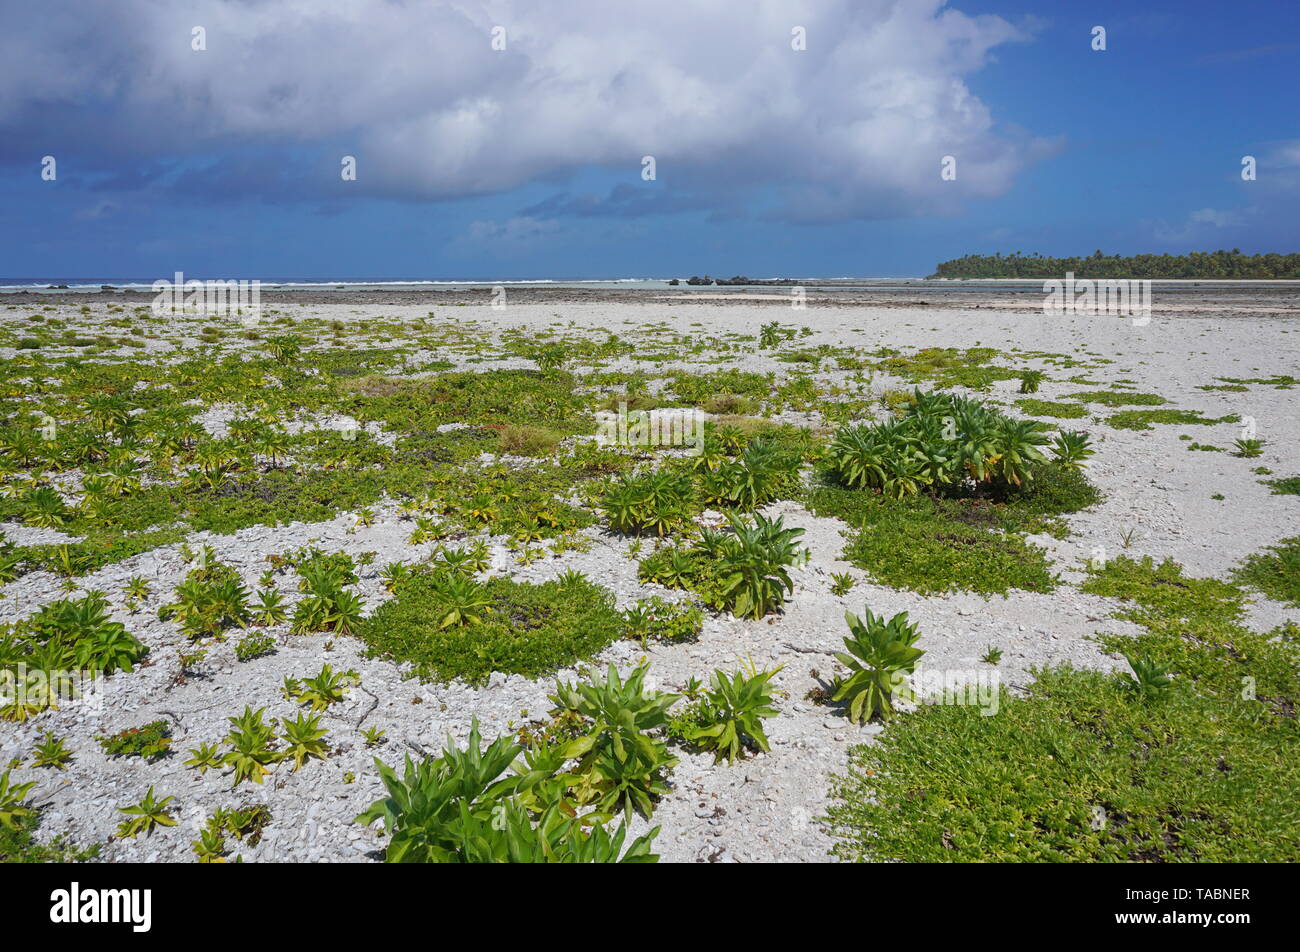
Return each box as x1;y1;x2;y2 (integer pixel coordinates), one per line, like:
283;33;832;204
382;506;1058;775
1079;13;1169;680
1214;375;1298;389
810;391;1098;594
355;569;624;684
1234;537;1300;607
664;369;774;406
1264;476;1300;496
808;473;1103;595
1063;390;1167;407
819;491;1056;594
0;813;101;863
637;512;806;618
1015;398;1087;419
827;666;1300;862
868;346;1018;390
1106;409;1239;431
1083;556;1298;701
97;719;172;760
829;555;1300;862
341;369;594;435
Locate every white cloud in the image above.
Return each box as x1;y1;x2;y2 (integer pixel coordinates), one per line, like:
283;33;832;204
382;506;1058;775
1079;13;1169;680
1152;207;1251;243
0;0;1050;221
1266;140;1300;168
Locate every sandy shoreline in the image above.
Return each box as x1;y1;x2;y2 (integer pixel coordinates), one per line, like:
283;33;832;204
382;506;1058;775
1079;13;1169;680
7;282;1300;318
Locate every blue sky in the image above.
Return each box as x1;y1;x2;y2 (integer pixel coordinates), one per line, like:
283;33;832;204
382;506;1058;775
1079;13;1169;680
1;0;1296;280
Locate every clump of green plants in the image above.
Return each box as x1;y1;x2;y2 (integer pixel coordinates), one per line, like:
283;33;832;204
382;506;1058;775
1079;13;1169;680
289;549;365;635
1016;398;1088;419
235;631;276;661
1265;476;1300;495
251;587;287;625
1106;408;1238;431
697;438;804;511
31;733;74;770
1082;555;1299;709
159;557;250;638
1233;437;1265;458
598;469;697;536
639;511;806;619
194;802;273;861
826;390;1091;499
184;742;224;774
357;569;623;684
829;572;855;596
0;803;99;862
831;609;925;724
810;484;1065;595
97;720;171;761
1;593;146;721
667;663;781;763
222;705;280;787
547;664;680;820
356;719;659;863
868;346;1018;390
0;770;37;830
283;664;357;712
423;571;492;628
619;596;704;645
1122;653;1173;700
811;399;1100;596
280;712;331;771
123;576;150;609
758;321;796;349
116;786;177;838
1017;369;1044;394
827;662;1300;862
1063;389;1167;407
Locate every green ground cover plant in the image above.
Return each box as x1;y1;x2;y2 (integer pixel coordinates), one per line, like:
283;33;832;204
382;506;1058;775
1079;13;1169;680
1;593;146;721
1106;409;1239;430
1233;537;1300;607
827;665;1300;862
1264;476;1300;495
1016;398;1087;419
867;346;1019;390
356;569;624;683
829;556;1300;862
98;720;171;760
1062;390;1167;406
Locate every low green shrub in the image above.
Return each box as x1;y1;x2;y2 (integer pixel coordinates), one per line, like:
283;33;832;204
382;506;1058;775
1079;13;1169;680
825;390;1090;499
1234;537;1300;607
356;570;623;684
827;666;1300;862
639;512;806;618
98;720;171;760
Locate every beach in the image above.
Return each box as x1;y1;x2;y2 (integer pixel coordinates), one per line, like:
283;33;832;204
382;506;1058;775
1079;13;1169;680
1;287;1297;862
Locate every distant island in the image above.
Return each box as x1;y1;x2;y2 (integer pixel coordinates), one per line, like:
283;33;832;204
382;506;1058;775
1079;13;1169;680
931;250;1300;280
